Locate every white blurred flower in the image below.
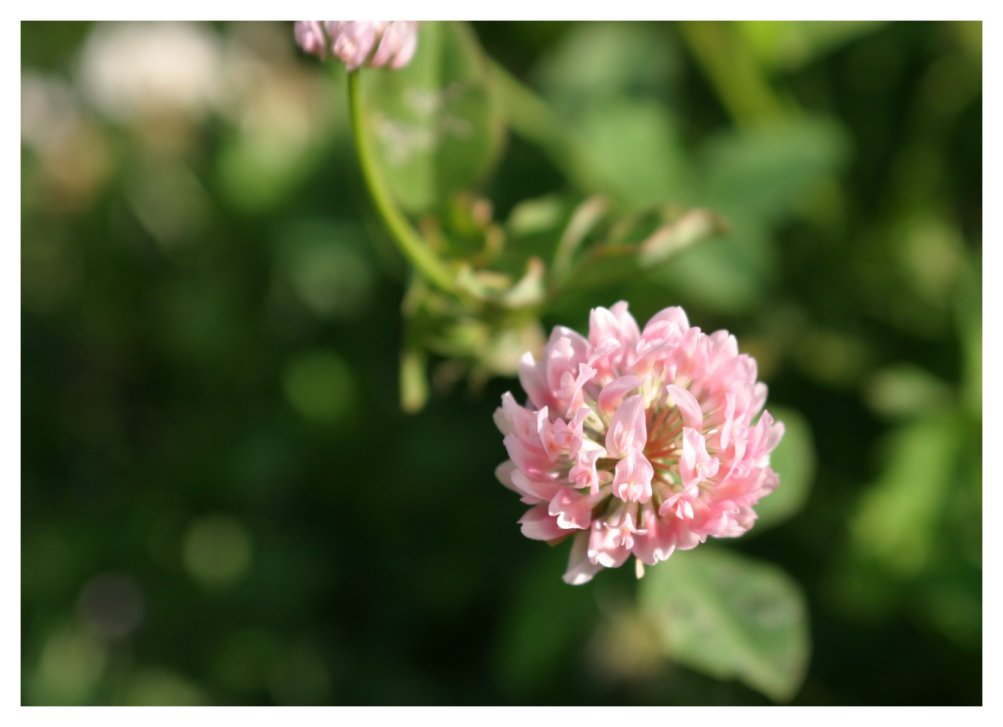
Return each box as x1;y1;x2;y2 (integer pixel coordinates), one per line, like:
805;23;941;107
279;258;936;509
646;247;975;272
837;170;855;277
77;22;222;123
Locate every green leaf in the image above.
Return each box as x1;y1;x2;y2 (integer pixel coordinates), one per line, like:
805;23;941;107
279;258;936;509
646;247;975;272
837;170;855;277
737;21;884;71
570;99;691;209
640;547;810;702
701;117;849;224
533;21;682;111
652;224;773;314
359;22;506;214
555;205;727;294
863;364;954;419
850;411;963;576
755;406;816;530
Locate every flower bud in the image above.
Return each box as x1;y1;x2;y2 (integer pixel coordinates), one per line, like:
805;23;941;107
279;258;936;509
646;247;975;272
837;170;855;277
294;21;418;71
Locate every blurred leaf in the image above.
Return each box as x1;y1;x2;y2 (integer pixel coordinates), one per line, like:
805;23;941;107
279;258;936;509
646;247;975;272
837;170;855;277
702;117;849;224
533;21;681;111
571;99;691;209
864;364;953;419
559;205;727;294
850;411;963;576
360;22;506;214
506;194;569;239
955;258;982;418
400;346;429;413
738;21;884;71
639;208;730;266
640;546;809;702
652;227;772;314
755;406;815;530
552;195;609;279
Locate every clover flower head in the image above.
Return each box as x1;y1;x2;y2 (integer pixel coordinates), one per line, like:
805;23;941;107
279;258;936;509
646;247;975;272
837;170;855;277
294;21;418;71
494;302;785;585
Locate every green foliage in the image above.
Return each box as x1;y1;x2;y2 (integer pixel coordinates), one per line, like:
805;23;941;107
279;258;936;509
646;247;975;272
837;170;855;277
640;547;810;702
20;20;981;706
850;411;965;577
359;22;506;214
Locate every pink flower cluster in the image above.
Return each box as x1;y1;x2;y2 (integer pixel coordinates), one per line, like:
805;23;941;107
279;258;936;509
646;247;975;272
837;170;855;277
294;21;418;71
494;303;784;585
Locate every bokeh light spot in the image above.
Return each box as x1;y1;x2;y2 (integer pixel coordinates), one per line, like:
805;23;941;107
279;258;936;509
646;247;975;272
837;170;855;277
182;514;252;588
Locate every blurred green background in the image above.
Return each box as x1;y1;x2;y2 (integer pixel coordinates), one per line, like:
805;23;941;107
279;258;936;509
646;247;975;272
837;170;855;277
21;21;981;705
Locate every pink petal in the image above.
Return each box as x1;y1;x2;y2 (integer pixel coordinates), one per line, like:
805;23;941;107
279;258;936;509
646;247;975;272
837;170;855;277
519;505;565;541
511;469;563;504
633;504;677;565
563;532;602;585
517;352;551;410
548;487;598;530
679;428;719;489
612;450;654;503
605;395;647;458
666;384;703;429
587;520;633;569
598;375;642;415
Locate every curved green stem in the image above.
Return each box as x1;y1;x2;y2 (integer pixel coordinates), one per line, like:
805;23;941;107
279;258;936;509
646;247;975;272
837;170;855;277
347;71;457;295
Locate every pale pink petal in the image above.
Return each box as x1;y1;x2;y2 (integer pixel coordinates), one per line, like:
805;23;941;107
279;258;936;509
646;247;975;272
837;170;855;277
370;21;417;68
666;384;703;429
605;394;647;457
495;460;517;493
294;21;328;58
569;439;606;494
598;375;642;415
633;504;677;565
679;427;719;489
511;469;563;504
641;306;689;343
612;450;654;503
548;487;600;530
517;352;551;410
519;505;565;541
587;519;634;568
563;532;602;585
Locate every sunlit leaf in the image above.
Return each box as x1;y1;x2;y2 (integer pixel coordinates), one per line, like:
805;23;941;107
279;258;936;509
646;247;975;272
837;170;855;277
850;411;963;576
570;99;691;209
640;547;810;702
359;22;506;214
864;364;953;419
738;21;884;70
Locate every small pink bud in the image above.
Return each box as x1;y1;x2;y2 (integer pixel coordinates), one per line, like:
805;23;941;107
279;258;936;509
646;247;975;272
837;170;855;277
294;21;419;72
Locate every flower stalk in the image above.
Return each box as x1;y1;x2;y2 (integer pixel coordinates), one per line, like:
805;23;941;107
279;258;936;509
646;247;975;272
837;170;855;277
346;71;458;296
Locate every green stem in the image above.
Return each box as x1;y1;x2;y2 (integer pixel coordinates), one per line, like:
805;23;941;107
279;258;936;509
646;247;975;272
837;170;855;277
347;71;457;295
678;22;786;127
